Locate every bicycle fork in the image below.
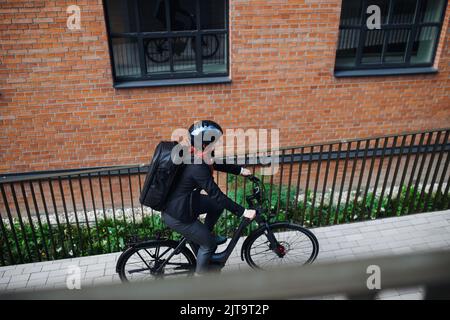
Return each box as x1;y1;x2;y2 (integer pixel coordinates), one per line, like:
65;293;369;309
259;219;286;258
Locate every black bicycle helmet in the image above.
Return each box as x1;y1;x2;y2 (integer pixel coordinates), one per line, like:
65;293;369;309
188;120;223;150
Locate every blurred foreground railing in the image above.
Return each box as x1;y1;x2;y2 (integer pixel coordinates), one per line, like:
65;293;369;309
2;249;450;300
0;127;449;266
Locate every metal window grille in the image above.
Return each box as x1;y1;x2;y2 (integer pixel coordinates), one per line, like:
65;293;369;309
335;0;447;70
103;0;229;83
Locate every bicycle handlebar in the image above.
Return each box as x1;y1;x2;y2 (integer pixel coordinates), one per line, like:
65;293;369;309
244;175;266;223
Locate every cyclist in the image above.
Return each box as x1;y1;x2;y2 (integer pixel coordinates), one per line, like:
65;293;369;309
162;120;257;274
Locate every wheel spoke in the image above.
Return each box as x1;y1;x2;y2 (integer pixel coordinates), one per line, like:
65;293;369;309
246;224;318;270
135;250;152;270
252;241;270;249
250;248;272;256
119;243;195;282
128;267;151;274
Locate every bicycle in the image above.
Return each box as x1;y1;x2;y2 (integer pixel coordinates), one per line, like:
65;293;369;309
116;175;319;282
144;2;219;64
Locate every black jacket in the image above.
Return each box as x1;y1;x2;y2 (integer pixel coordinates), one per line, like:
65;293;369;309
163;161;245;223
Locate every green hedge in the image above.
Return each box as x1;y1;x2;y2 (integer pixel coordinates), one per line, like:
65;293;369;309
0;215;171;265
225;174;449;231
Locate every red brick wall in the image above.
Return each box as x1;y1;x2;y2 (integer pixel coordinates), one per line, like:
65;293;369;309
1;0;450;174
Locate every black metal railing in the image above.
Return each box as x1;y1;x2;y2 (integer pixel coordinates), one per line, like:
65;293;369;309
0;128;449;266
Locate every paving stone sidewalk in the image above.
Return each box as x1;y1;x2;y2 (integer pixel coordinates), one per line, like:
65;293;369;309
1;210;449;299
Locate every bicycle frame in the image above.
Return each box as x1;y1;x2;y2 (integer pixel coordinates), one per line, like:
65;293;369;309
153;216;255;273
153;175;278;273
206;216;253;265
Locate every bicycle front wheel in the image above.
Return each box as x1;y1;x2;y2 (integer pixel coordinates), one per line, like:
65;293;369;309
116;240;196;283
243;222;319;270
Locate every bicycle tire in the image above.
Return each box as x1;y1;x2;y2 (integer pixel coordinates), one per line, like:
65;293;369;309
116;240;196;282
243;222;319;270
145;38;171;63
193;34;220;59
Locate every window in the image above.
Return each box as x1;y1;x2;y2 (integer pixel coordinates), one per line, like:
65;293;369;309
103;0;229;86
335;0;447;75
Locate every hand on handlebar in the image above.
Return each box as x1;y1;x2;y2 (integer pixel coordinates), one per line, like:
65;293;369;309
247;175;260;183
243;209;257;220
240;168;252;176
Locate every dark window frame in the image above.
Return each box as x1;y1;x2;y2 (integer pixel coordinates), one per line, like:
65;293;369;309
102;0;230;87
334;0;447;74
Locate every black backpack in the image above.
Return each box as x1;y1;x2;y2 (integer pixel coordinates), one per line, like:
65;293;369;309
139;141;185;211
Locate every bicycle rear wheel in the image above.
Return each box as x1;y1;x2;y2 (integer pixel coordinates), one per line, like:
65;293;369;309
116;240;196;282
243;222;319;270
145;38;171;63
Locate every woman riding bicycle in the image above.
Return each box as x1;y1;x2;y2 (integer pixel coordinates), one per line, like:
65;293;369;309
162;120;257;275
